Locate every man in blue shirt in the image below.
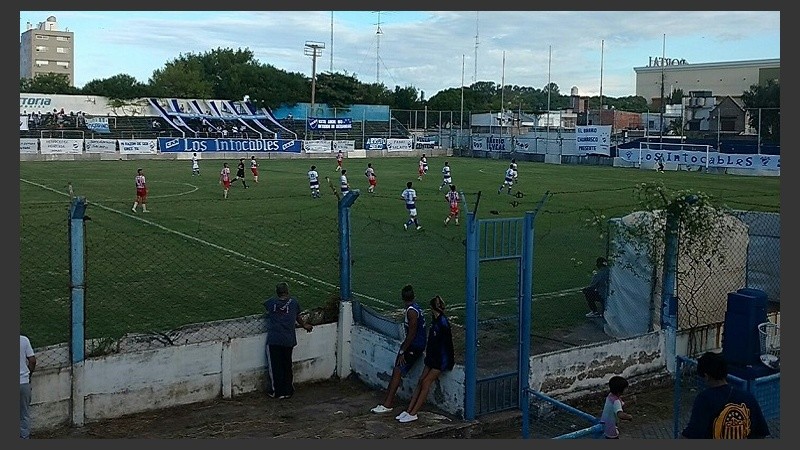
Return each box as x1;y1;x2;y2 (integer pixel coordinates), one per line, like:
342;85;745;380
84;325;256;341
264;282;313;399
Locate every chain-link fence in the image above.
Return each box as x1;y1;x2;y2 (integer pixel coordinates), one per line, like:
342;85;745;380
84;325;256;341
80;199;341;357
20;200;72;368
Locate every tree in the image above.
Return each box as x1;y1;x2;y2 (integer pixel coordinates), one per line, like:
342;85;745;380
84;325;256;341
20;73;77;94
587;182;739;331
740;80;780;143
148;55;214;98
82;74;149;100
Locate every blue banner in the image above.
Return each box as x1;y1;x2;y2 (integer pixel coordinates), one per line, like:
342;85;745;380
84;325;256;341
158;138;302;153
86;118;110;133
619;149;780;171
365;137;386;150
308;117;352;130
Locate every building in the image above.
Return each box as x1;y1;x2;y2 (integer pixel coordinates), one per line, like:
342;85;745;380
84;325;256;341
634;58;779;107
19;16;75;86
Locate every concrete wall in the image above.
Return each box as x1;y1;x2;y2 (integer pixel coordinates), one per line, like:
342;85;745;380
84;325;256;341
530;331;665;400
30;316;737;431
349;325;466;418
29;323;337;431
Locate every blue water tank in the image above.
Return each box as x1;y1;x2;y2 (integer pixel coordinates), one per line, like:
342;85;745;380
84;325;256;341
722;288;768;366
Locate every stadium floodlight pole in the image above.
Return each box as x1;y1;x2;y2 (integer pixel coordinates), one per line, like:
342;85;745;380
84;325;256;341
304;41;325;116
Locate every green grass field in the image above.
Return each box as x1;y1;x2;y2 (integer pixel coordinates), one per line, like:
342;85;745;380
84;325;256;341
19;156;780;348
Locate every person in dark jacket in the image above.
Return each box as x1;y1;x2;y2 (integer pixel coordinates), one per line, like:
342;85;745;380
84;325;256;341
681;351;770;439
395;295;455;423
583;256;609;318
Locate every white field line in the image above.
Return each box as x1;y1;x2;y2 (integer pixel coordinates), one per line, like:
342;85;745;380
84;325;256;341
21;178;392;307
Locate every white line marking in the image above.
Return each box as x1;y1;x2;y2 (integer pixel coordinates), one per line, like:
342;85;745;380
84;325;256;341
21;178;388;305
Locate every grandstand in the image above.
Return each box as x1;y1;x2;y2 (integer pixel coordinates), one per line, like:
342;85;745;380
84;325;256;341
19;95;410;146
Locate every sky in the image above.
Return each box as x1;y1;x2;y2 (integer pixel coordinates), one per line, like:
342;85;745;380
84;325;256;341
19;10;780;99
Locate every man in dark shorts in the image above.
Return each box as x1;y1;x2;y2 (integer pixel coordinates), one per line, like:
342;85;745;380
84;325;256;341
231;158;249;189
370;284;427;414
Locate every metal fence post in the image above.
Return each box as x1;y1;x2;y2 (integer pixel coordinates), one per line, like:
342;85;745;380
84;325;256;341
338;190;360;301
69;197;87;364
661;210;680;373
464;210;479;420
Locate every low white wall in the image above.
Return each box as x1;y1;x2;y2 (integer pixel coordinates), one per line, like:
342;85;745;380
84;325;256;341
530;331;666;400
29;324;337;432
30;317;727;431
350;325;465;417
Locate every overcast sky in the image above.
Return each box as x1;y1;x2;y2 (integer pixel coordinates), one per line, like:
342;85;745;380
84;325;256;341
20;10;780;99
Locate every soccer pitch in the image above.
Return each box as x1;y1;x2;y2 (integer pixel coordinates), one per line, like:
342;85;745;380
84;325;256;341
19;156;780;347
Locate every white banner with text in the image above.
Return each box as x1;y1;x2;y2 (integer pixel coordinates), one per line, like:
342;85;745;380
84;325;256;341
40;138;83;154
19;138;38;153
118;139;158;154
84;139;117;153
303;140;333;153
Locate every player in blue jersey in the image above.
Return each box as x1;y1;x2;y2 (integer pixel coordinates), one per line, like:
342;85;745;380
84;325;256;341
401;181;421;231
340;169;350;195
498;163;515;195
438;161;452;191
308;165;321;198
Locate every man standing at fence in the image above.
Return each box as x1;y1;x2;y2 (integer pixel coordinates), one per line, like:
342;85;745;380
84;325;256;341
20;334;36;439
370;284;427;414
132;168;149;213
264;282;313;399
681;351;770;439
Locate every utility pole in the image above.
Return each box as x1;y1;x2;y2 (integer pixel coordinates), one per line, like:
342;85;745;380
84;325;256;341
330;12;334;72
460;54;465;142
659;33;666;145
473;12;479;84
304;41;325;114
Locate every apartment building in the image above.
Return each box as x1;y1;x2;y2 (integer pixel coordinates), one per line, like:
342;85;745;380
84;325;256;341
20;16;75;86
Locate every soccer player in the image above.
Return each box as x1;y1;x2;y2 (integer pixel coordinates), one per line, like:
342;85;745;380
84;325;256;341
250;155;260;183
340;169;350;195
220;162;232;199
231;158;249;188
308;165;321;198
132;168;149;212
439;161;452;191
335;150;344;172
365;163;377;194
421;153;429;174
498;163;515;195
417;156;425;181
510;158;518;182
191;152;200;176
444;184;460;226
401;181;422;231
